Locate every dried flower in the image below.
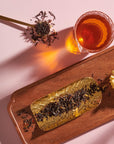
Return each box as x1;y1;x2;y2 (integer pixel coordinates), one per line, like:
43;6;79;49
23;11;58;46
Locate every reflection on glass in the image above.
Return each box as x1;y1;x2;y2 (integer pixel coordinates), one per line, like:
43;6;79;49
74;11;114;53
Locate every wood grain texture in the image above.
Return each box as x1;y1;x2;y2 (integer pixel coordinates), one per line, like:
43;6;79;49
8;46;114;144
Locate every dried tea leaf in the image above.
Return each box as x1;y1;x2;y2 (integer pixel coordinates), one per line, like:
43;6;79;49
30;77;102;131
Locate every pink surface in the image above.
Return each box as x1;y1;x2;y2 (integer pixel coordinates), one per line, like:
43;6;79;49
0;0;114;144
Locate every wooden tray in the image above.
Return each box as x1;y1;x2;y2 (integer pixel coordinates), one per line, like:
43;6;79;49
8;46;114;144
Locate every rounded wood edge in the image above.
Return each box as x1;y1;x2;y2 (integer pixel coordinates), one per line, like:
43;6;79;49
7;46;114;98
7;94;27;144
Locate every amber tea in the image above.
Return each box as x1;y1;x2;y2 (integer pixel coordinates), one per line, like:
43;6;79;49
74;11;114;52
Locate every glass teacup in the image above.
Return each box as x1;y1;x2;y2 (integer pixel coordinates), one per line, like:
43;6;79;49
74;11;114;53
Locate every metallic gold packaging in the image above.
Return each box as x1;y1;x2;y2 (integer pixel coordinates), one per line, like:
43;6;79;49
30;77;102;131
110;70;114;88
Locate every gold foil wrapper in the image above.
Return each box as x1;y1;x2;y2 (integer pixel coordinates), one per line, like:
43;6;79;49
110;70;114;89
30;77;102;131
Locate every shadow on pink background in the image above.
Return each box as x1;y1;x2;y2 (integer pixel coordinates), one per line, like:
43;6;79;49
0;19;114;144
0;21;87;144
0;20;88;97
0;95;22;144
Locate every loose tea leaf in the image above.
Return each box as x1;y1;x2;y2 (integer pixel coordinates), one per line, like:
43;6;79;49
31;77;102;131
24;11;58;46
35;83;100;122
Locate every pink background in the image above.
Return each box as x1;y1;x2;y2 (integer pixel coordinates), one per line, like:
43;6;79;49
0;0;114;144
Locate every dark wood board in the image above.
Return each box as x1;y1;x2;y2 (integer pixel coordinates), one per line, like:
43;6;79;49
8;46;114;144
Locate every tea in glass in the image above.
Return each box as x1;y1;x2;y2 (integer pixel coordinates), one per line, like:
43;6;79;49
74;11;114;52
